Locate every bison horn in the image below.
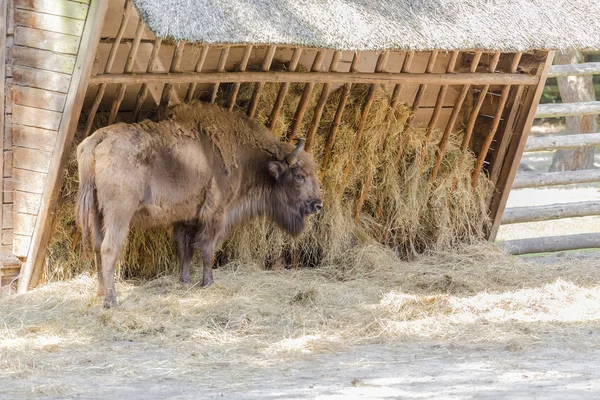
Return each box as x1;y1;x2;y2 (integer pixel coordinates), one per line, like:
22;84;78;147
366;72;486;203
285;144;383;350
286;138;305;165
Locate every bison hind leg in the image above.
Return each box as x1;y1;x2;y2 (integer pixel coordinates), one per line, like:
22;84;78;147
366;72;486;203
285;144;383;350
195;213;226;288
174;221;199;284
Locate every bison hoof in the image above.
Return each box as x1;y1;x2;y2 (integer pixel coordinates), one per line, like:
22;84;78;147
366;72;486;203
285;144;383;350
180;277;190;285
201;278;213;288
103;294;118;309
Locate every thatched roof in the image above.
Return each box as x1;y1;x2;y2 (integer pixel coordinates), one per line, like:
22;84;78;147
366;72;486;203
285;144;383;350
133;0;600;51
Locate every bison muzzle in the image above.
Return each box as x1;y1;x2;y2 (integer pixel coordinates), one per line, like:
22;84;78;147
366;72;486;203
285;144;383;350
76;102;322;308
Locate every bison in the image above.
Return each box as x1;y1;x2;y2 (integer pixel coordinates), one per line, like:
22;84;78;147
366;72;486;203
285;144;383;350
76;102;322;308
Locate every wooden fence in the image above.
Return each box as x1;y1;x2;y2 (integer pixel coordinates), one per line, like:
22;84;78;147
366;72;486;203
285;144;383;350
498;59;600;255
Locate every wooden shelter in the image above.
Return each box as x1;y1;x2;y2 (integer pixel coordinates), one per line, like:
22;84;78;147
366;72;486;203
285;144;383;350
2;0;600;291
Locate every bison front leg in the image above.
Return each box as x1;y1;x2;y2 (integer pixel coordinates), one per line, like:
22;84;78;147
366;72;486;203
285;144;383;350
174;221;199;284
196;215;225;287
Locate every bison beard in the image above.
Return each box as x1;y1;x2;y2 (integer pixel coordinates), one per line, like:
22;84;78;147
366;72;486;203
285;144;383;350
76;102;322;308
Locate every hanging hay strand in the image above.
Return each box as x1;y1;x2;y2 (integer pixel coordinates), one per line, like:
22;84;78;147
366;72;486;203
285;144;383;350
46;66;491;281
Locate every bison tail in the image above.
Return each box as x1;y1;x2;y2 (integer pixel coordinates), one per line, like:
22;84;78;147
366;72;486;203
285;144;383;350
75;131;106;252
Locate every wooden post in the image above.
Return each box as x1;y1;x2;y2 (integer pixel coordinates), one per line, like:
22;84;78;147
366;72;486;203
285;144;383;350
247;45;276;118
228;45;253;110
209;45;230;103
0;0;7;262
18;0;110;292
268;48;302;129
487;51;555;241
185;44;209;102
157;40;185;118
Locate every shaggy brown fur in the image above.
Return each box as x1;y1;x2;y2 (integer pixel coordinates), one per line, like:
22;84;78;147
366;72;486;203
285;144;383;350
76;101;322;308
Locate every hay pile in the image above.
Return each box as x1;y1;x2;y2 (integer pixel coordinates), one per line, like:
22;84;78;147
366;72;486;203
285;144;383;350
46;72;491;280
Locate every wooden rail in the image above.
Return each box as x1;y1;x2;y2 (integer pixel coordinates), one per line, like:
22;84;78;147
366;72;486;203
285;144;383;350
512;169;600;189
502;201;600;224
500;233;600;255
547;62;600;78
524;132;600;152
535;101;600;118
89;71;539;86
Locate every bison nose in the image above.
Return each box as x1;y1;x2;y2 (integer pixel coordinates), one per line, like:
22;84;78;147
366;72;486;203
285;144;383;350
311;200;323;214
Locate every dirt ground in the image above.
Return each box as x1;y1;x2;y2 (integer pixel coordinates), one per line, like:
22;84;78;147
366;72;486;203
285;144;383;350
3;244;600;399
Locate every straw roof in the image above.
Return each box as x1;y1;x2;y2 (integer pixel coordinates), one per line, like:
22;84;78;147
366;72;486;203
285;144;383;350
133;0;600;51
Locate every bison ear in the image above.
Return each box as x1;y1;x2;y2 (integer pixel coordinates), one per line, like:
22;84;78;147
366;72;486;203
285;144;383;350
268;160;287;181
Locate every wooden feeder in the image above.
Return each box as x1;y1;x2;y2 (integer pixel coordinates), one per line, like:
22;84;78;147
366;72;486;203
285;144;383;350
2;0;600;291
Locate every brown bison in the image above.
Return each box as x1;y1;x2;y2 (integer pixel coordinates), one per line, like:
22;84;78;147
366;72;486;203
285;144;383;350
76;102;322;308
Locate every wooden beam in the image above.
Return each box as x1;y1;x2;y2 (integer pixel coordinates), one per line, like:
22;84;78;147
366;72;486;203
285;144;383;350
11;46;76;74
89;71;540;86
548;62;600;78
487;51;555;241
512;169;600;189
502;201;600;224
18;0;109;293
535;101;600;118
524;132;600;152
500;233;600;255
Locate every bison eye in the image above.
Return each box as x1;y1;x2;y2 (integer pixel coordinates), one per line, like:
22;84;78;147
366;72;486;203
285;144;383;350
295;174;305;183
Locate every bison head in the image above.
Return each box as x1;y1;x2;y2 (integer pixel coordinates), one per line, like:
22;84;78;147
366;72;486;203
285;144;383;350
267;138;322;236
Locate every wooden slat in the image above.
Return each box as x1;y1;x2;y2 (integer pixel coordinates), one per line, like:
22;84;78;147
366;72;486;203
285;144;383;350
4;115;12;150
15;26;81;54
502;201;600;224
13;147;52;173
13;191;42;215
133;38;162;122
2;230;14;245
548;62;600;78
524;132;600;152
3;179;14;204
90;71;540;86
11;46;76;74
12;234;31;258
535;101;600;118
289;50;326;140
12;104;62;130
158;40;186;118
12;85;67;112
185;44;210;102
228;45;253;110
13;212;36;236
14;0;88;20
500;233;600;255
512;169;600;189
3;151;11;178
209;45;230;104
21;0;109;291
12;167;46;193
13;124;57;152
247;45;276;118
12;65;71;92
14;9;84;35
268;48;302;129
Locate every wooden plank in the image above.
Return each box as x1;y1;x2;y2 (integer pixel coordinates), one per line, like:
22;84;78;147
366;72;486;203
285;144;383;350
20;0;108;291
12;167;46;193
512;169;600;189
502;201;600;224
13;212;36;235
7;0;14;35
524;132;600;152
2;205;13;229
3;151;12;178
12;85;67;112
13;124;57;152
4;115;13;149
12;234;31;258
3;179;14;203
535;101;600;118
12;104;62;130
13;147;52;173
15;0;88;20
11;46;76;74
1;0;7;245
89;71;540;86
487;51;555;241
500;233;600;255
548;62;600;78
13;191;41;214
12;65;71;92
15;26;81;55
14;9;84;36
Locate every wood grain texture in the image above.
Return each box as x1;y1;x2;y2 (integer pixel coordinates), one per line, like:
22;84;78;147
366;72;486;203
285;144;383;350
12;234;31;258
12;85;67;112
12;104;62;130
11;46;76;74
13;147;52;173
15;26;81;54
12;65;71;92
15;0;88;20
12;167;46;194
13;212;36;235
13;124;57;152
13;191;42;215
14;8;84;36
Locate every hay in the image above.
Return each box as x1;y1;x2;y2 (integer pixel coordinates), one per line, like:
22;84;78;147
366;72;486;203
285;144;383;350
47;72;490;281
5;244;600;377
